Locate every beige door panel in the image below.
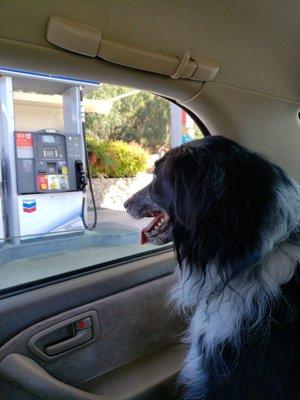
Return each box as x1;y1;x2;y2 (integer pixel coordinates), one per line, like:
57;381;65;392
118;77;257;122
0;274;185;399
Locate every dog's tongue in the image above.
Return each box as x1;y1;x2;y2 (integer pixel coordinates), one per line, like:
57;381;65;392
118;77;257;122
140;213;163;244
140;230;149;245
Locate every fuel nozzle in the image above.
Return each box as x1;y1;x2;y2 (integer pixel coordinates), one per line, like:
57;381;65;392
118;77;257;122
75;160;88;191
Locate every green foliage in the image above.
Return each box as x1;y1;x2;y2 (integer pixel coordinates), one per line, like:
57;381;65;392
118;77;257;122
85;84;171;152
194;124;203;139
86;136;148;178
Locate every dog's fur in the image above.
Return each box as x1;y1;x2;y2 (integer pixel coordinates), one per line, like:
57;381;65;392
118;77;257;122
124;136;300;400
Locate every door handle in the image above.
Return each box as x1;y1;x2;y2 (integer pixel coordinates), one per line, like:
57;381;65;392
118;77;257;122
28;311;101;361
45;321;93;356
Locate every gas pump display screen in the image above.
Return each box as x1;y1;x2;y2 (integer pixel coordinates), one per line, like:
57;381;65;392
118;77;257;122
43;147;58;158
42;135;56;144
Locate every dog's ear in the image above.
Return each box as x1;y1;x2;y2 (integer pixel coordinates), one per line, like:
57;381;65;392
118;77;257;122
171;146;265;281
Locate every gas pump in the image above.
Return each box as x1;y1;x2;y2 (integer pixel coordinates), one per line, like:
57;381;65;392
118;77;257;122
14;129;91;237
0;69;98;241
15;130;85;194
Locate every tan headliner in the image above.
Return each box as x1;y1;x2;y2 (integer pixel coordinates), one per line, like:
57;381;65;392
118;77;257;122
0;0;299;179
0;0;299;101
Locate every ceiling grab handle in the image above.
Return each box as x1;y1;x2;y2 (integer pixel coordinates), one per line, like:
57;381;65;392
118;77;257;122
171;51;191;79
47;16;219;82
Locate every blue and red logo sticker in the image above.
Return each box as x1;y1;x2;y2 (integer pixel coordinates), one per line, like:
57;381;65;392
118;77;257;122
22;199;37;213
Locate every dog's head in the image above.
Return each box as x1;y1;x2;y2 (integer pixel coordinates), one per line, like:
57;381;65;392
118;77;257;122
125;136;300;279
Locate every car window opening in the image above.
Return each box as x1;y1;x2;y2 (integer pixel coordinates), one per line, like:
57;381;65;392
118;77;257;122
0;70;204;292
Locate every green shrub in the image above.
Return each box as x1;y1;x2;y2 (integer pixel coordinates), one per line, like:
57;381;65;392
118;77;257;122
86;136;148;178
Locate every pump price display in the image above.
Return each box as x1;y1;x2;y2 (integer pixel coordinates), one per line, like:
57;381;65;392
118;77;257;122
43;147;58;158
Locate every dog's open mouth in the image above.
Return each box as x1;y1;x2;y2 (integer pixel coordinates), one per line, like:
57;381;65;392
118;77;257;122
141;212;170;244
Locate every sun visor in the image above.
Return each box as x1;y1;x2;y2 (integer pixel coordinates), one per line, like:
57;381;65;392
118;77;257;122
47;16;219;82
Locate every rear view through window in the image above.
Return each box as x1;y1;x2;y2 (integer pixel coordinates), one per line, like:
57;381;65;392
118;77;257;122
0;71;202;292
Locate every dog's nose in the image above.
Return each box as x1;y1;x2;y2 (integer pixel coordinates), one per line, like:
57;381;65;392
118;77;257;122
123;199;129;209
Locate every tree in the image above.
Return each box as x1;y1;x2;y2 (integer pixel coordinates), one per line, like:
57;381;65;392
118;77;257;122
85;84;171;152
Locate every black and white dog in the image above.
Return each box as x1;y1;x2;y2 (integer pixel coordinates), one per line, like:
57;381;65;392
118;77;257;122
124;136;300;400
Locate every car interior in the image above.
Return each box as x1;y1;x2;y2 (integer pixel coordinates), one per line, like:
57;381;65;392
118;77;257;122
0;1;299;399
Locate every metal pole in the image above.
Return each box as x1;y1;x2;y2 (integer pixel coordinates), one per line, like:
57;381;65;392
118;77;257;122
170;103;182;148
0;76;21;244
